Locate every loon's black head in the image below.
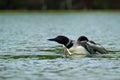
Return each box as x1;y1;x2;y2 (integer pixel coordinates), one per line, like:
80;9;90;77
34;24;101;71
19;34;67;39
77;36;89;42
48;35;69;45
48;35;73;48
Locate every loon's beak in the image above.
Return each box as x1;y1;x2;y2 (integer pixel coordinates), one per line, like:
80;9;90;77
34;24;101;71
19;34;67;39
48;38;55;41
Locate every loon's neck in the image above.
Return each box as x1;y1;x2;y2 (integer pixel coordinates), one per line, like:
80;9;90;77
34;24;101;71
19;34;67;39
65;40;73;49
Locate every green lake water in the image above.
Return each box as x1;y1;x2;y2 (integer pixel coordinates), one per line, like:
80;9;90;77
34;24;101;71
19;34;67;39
0;12;120;80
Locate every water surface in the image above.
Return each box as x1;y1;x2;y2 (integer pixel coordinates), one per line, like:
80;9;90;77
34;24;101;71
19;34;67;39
0;12;120;80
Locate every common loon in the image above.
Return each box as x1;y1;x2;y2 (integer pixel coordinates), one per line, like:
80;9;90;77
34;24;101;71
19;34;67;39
48;35;108;58
77;36;108;54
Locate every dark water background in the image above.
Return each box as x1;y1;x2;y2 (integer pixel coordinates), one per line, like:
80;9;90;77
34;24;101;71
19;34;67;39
0;12;120;80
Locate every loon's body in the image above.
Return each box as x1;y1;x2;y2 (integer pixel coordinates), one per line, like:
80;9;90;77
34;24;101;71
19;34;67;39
48;35;108;58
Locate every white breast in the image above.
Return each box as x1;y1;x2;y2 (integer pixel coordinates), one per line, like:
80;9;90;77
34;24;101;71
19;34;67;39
62;45;89;59
68;46;89;55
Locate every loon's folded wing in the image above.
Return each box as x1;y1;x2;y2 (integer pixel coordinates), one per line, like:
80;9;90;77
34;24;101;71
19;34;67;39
87;42;108;54
79;41;96;54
